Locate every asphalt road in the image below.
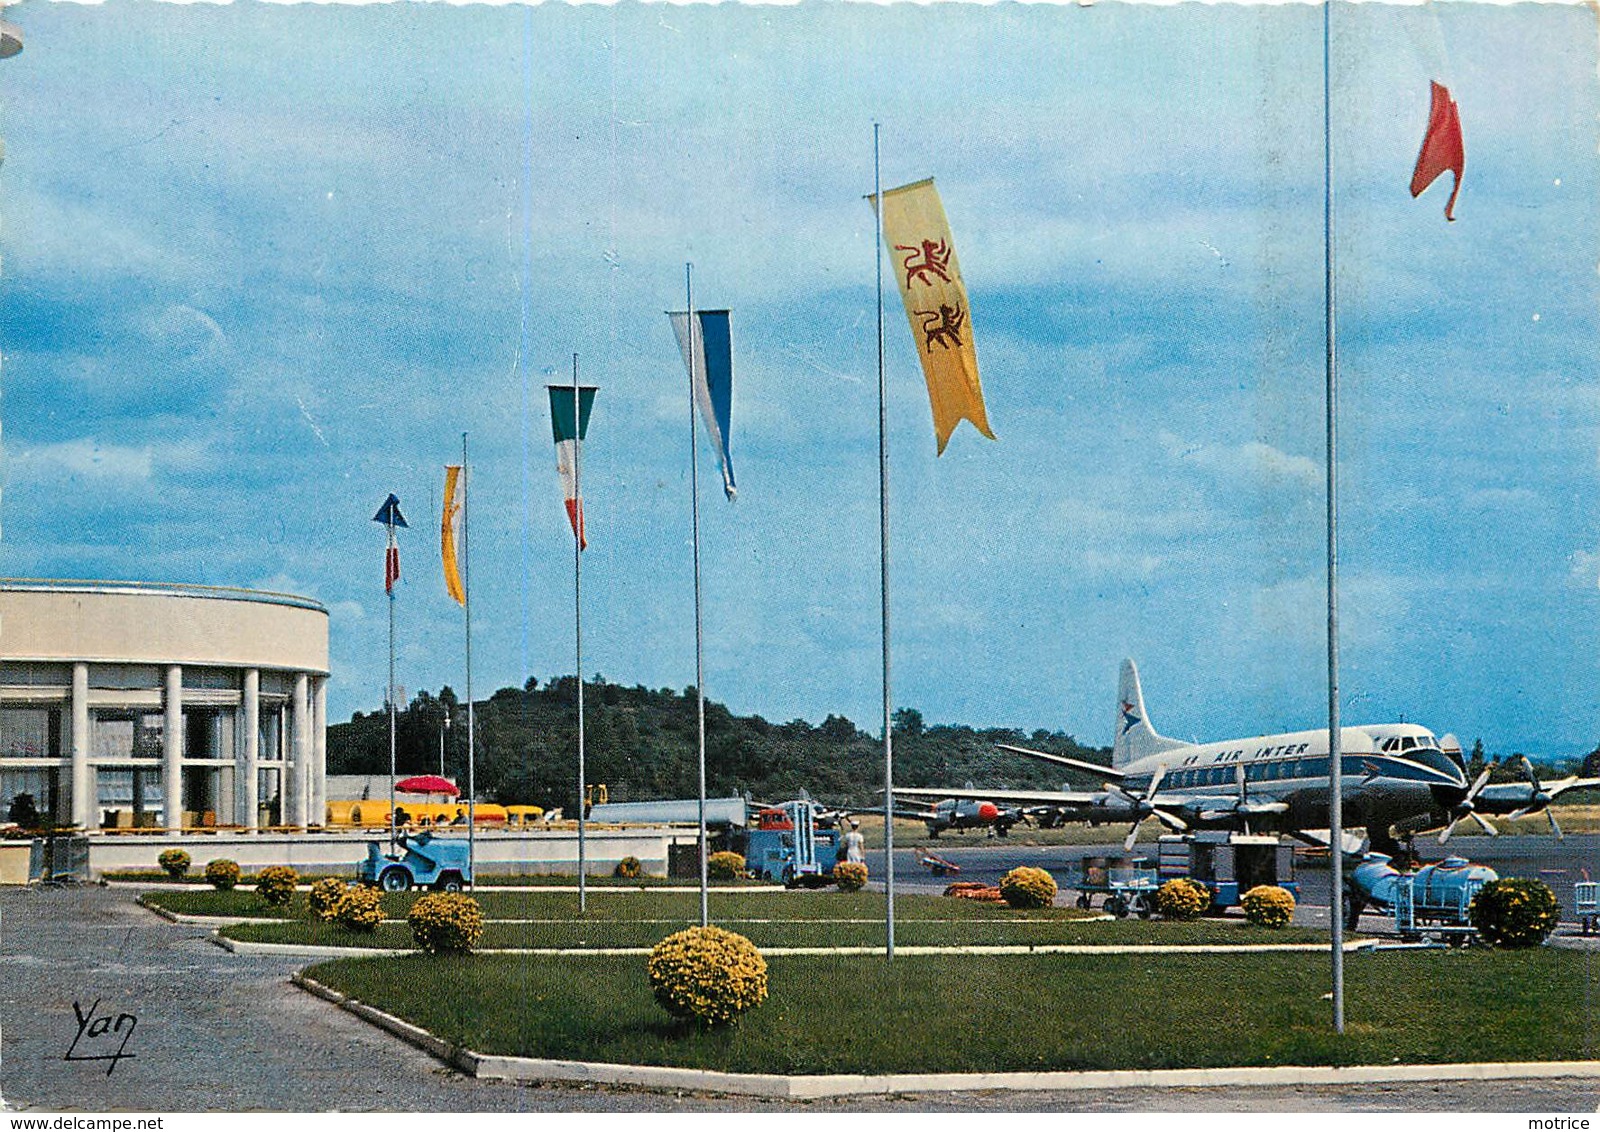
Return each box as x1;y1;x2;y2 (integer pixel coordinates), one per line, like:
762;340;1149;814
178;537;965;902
867;832;1600;911
1;883;1596;1113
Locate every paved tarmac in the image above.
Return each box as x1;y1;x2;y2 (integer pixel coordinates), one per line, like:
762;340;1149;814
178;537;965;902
1;883;1596;1113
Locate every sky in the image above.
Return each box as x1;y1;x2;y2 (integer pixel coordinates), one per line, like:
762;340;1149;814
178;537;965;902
0;0;1596;761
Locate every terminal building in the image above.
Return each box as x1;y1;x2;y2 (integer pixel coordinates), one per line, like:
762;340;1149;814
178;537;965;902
0;579;330;833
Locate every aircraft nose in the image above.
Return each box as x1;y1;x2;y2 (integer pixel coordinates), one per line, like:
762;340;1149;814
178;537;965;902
977;802;999;821
1413;747;1468;789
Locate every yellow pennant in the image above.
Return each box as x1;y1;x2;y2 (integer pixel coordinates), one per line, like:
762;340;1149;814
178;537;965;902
875;178;995;455
441;464;466;605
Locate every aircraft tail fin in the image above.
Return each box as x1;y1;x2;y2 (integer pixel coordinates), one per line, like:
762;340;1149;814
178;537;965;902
1112;659;1188;769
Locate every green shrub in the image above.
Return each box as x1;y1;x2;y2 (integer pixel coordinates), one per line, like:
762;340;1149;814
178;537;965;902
1156;878;1211;920
833;861;868;891
203;859;241;891
647;925;769;1028
1469;878;1561;948
1241;884;1295;928
707;851;746;881
614;856;643;879
308;877;349;923
408;892;484;954
337;884;385;933
999;866;1057;909
255;865;299;907
157;848;192;879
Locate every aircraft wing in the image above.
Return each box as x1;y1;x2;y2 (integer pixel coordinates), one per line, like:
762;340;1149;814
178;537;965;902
893;784;1289;832
892;785;1109;808
993;744;1125;781
1474;775;1600;814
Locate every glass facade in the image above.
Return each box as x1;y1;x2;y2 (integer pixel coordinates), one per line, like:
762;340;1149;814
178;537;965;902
92;712;165;759
0;706;58;758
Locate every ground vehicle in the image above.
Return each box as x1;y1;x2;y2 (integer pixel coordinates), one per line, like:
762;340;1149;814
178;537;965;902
1576;881;1598;935
1345;852;1496;942
1066;857;1160;918
740;800;841;886
358;831;472;892
1157;832;1298;911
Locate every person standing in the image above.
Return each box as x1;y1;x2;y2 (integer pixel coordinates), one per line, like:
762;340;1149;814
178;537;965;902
842;819;866;866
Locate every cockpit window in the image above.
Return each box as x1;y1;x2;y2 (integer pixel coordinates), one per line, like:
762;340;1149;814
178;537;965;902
1381;738;1396;751
1401;737;1416;751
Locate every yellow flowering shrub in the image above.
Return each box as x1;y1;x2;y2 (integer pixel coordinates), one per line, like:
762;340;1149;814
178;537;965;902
647;926;769;1028
408;892;483;954
308;878;349;923
337;884;385;933
614;856;643;879
158;848;192;879
1469;878;1560;947
707;851;746;881
1241;884;1296;928
255;865;299;907
1156;878;1211;920
204;859;241;891
999;866;1058;909
833;861;868;891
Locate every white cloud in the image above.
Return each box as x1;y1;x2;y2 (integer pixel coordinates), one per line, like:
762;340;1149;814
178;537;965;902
1161;433;1319;488
10;439;154;482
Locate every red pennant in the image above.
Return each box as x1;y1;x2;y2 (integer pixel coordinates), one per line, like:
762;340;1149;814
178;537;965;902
1411;81;1464;222
385;545;400;593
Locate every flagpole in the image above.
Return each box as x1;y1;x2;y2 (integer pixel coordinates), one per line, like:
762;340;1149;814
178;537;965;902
573;352;587;916
687;263;710;929
873;122;895;960
388;521;398;854
464;431;476;892
1323;0;1346;1035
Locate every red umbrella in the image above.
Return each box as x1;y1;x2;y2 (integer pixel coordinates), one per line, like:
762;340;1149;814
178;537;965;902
394;775;460;796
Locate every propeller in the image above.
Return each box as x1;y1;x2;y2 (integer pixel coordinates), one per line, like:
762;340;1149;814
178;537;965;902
1109;766;1188;852
1439;767;1496;844
1506;755;1562;840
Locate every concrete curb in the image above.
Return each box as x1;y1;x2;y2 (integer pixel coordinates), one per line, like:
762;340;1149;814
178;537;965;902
234;938;1378;959
290;973;1600;1098
110;880;786;893
213;932;414;959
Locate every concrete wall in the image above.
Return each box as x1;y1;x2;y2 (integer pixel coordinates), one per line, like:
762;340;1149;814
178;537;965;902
89;829;686;877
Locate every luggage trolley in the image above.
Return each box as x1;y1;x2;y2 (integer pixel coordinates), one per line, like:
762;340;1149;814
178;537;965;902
1067;857;1160;918
1575;881;1598;936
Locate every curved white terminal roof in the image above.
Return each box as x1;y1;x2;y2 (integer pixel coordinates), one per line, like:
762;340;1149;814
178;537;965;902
0;579;329;675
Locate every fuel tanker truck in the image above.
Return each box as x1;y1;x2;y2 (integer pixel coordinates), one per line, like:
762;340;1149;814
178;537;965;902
1343;853;1497;942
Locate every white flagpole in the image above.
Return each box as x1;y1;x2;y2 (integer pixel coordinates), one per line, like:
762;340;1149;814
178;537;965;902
573;353;587;916
464;432;476;891
1323;0;1345;1035
687;263;710;929
874;122;896;960
387;521;398;853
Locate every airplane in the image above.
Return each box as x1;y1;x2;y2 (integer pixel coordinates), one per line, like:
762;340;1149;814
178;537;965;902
895;659;1600;856
907;795;1025;838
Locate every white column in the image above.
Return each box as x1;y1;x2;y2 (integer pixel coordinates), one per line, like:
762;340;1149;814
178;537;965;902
163;665;183;831
292;672;310;829
311;676;327;828
70;663;91;829
242;669;260;831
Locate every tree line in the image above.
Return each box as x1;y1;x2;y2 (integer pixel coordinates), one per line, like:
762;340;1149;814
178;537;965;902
325;677;1113;812
328;677;1600;812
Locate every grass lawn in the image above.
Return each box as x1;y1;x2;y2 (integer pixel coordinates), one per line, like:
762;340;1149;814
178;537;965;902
158;886;1334;948
305;948;1599;1073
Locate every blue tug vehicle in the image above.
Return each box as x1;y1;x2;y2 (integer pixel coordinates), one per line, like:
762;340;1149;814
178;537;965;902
358;831;472;892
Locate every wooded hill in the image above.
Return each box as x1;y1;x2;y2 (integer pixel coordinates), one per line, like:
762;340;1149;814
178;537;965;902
326;676;1112;812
